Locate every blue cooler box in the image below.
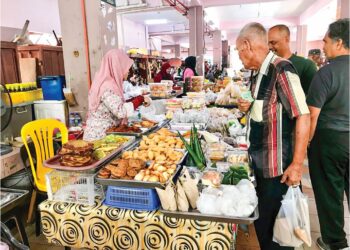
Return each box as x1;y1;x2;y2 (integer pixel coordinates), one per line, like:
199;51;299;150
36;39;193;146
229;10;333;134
39;76;65;100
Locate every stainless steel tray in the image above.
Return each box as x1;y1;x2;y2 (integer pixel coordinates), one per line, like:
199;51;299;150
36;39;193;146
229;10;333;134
106;119;170;137
160;207;259;224
44;136;136;172
0;188;29;215
95;142;188;189
96;165;184;189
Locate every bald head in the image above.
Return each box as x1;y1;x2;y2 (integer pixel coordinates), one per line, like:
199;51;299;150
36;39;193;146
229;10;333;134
268;24;292;58
270;24;290;38
236;22;270;70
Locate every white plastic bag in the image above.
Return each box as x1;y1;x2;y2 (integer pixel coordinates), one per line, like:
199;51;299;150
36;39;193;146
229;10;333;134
273;186;311;247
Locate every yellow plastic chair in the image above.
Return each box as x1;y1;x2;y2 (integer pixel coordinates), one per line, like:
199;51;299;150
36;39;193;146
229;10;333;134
21;119;68;226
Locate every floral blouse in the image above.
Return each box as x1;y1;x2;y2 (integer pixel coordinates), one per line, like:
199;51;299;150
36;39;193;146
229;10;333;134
83;90;134;141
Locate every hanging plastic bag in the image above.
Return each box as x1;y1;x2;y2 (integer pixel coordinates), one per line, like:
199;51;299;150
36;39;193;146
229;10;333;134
273;186;311;247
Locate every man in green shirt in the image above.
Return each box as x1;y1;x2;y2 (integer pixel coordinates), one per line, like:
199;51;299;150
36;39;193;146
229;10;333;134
268;25;317;95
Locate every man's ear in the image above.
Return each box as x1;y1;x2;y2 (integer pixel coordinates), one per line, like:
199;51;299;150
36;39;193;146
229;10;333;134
245;40;251;51
336;38;344;50
286;36;290;43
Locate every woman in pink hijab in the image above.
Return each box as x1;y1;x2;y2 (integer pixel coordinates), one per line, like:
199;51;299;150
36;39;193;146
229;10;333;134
84;49;149;141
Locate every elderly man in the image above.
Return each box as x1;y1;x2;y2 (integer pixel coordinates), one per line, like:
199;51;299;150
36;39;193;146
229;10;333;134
268;24;317;94
236;22;310;250
307;18;349;250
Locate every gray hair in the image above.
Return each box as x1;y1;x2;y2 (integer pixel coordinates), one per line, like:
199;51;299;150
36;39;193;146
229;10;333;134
238;22;268;44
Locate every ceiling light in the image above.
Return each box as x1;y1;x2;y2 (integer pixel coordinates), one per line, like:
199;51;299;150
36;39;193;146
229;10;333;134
144;19;168;25
180;43;189;48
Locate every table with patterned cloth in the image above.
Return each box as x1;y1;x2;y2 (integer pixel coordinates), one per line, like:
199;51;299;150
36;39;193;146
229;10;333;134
39;199;237;250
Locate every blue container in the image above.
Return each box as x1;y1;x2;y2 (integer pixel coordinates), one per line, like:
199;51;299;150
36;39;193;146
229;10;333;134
104;186;160;211
39;75;65;100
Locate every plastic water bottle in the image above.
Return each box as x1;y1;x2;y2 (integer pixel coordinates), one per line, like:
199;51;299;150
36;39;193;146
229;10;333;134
69;113;75;127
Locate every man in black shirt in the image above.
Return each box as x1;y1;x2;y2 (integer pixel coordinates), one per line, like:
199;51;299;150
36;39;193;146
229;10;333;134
307;18;349;250
268;25;317;95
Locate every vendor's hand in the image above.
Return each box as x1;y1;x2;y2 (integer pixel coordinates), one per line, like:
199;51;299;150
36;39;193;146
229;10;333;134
237;98;252;113
280;162;303;186
143;96;152;107
120;118;128;125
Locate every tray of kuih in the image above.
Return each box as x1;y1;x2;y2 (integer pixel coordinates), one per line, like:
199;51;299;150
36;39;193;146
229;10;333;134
96;127;188;189
106;118;169;137
44;135;136;172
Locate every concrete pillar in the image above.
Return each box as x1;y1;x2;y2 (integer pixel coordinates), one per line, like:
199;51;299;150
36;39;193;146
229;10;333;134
188;6;204;75
222;40;229;68
337;0;350;18
296;25;307;57
212;30;222;69
58;0;118;119
174;44;181;58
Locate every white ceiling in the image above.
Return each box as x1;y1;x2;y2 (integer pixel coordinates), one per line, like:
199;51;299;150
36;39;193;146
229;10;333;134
205;0;313;20
122;8;188;26
121;0;336;49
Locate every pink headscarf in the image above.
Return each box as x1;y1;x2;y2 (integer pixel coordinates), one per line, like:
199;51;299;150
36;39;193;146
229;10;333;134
88;49;133;112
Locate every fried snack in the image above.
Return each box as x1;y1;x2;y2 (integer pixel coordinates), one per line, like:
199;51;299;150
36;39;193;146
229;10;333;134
59;140;94;156
128;159;145;170
111;164;127;178
127;168;138;177
97;168;111;179
116;159;129;169
59;140;95;167
107;124;142;133
60;155;93;167
97;158;147;180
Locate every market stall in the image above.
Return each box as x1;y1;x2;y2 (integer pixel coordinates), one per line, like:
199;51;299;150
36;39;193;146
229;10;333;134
37;74;257;250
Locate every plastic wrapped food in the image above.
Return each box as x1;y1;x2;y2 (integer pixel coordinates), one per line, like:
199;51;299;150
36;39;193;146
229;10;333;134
201;170;223;187
196;181;258;217
227;150;248;164
190;76;204;92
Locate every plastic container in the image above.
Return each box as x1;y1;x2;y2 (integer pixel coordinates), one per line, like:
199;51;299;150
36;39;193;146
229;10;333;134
34;100;69;126
45;170;104;206
201;170;223;187
150;90;172;98
227;150;249;165
206;142;227;163
104;186;160;211
39;75;65;100
149;82;172;92
190;76;204;92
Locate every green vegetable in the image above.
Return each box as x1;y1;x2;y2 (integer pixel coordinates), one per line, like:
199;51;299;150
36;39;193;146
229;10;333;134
177;125;206;171
210;162;217;169
222;164;250;185
222;172;232;184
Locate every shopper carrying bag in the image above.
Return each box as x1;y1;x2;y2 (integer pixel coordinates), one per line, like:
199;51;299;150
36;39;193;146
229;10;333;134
273;186;311;247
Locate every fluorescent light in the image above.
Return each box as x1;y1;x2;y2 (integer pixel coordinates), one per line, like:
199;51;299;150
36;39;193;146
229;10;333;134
144;19;168;25
180;43;189;48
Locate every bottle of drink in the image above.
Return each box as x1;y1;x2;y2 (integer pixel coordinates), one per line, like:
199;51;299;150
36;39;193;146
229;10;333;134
69;113;75;127
75;113;82;127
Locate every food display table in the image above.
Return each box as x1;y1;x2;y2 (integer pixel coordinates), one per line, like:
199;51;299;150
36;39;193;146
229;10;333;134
39;199;237;250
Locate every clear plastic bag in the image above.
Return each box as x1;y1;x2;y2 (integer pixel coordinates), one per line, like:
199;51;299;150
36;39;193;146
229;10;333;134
273;186;311;247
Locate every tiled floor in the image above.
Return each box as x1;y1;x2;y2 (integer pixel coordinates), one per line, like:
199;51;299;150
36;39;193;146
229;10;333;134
19;167;349;249
235;166;350;250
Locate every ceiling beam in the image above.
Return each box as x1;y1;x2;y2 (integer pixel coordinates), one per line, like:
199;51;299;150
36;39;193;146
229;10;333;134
149;30;189;36
219;16;299;30
203;0;288;8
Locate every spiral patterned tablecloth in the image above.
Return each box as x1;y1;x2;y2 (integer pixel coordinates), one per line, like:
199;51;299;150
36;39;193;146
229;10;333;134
39;200;237;250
